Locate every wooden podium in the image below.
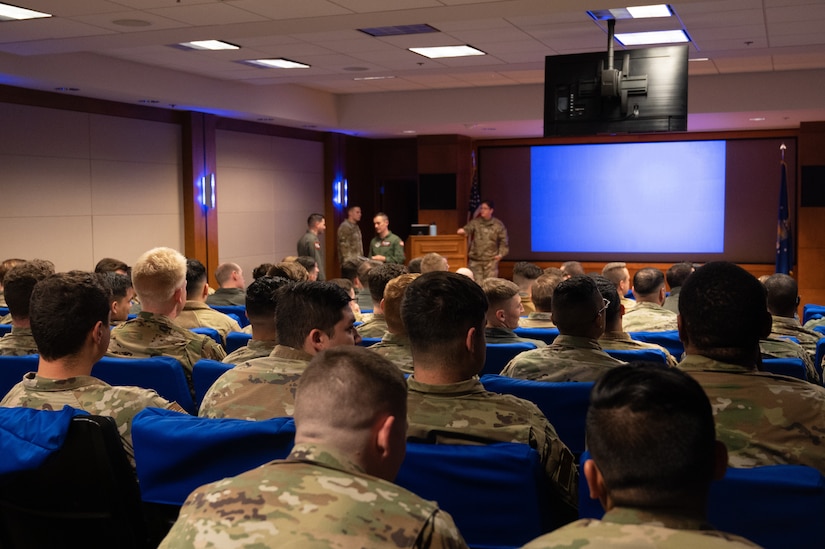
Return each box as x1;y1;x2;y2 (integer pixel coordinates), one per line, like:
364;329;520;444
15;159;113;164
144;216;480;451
407;235;467;270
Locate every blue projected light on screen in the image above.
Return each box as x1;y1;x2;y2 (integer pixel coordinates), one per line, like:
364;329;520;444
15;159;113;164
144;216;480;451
531;141;726;254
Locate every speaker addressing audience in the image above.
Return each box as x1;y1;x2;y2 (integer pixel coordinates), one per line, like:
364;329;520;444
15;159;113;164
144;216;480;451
0;259;54;356
369;212;405;265
199;281;360;420
522;364;758;548
622;267;678;332
457;199;508;283
160;346;468;548
402;271;578;524
677;261;825;473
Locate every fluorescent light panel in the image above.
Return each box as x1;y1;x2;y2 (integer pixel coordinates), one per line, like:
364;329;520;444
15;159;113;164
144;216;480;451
409;45;485;59
179;40;239;51
0;2;51;20
359;24;438;37
248;58;309;69
615;29;690;46
588;4;671;20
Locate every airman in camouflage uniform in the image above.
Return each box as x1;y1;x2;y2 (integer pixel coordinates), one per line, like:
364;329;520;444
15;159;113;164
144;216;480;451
0;327;38;356
0;259;54;356
601;330;679;367
223;276;288;365
368;332;414;374
760;336;819;383
337;205;364;264
621;267;678;332
0;312;11;324
365;273;418;373
763;273;823;364
357;311;388;338
501;335;625;381
222;338;276;365
176;301;242;342
518;272;562;329
161;346;468;549
458;201;508;282
769;315;822;360
482;278;546;347
518;311;555;328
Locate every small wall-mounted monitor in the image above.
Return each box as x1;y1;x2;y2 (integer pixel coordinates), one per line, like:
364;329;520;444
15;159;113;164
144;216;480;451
409;224;431;236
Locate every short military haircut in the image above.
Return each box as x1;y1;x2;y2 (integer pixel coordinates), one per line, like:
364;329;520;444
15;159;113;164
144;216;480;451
551;275;601;335
357;259;381;287
601;262;629;286
102;272;133;300
267;261;309;282
587;364;717;507
480;199;495;209
214;262;241;286
4;259;56;320
327;278;354;294
561;261;585;277
294;256;318;274
245;276;291;321
341;258;363;282
307;213;324;227
402;271;487;359
420;253;447;274
679;261;769;357
367;263;408;303
382;273;420;333
185;258;207;297
94;257;129;274
407;257;423;274
295;346;407;434
512;261;543;284
30;271;111;361
531;272;564;312
346;204;360;214
374;212;389;223
666;262;694;289
591;274;622;325
0;258;25;285
275;281;351;349
131;247;187;305
632;267;665;297
252;263;274;280
481;277;519;309
763;273;799;317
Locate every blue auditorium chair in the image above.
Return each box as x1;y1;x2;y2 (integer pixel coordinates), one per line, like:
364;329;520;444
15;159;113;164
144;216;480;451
603;347;669;364
814;335;825;381
760;357;807;380
208;305;248;328
192;359;233;407
629;330;684;358
190;326;222;345
513;327;560;345
484;342;536;376
0;324;11;337
358;337;382;347
225;331;252;353
91;356;196;414
0;307;8;317
802;304;825;324
0;354;39;398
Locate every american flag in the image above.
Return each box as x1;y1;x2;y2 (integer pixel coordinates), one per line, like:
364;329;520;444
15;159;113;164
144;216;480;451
775;152;793;275
468;151;481;220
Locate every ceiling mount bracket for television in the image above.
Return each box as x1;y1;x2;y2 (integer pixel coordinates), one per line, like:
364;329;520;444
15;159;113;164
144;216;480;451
600;19;648;116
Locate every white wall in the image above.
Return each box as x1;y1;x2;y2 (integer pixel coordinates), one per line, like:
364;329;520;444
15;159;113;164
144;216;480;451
0;102;183;271
215;130;325;283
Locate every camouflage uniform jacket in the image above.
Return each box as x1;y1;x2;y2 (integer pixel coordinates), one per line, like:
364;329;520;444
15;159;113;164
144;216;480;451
158;442;468;549
297;230;325;280
620;295;637;313
0;373;185;467
107;312;226;380
519;312;555;329
678;354;825;473
406;376;578;515
621;302;678;332
803;315;825;330
0;326;38;356
462;217;508;262
770;315;822;359
760;336;819;384
176;300;243;343
520;292;536;314
357;312;388;339
198;345;312;420
337;219;363;263
521;507;761;548
0;313;11;324
368;332;414;374
600;330;679;367
205;287;245;306
222;338;277;365
369;231;405;264
485;326;546;348
500;335;625;382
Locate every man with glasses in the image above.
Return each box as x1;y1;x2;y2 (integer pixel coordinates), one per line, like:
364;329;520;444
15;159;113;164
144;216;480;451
500;276;625;382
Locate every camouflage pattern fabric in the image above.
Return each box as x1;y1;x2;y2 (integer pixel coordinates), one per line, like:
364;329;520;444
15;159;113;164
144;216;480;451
337;219;363;263
0;313;11;324
0;326;38;356
198;345;312;420
519;312;555;329
222;338;277;365
0;292;5;307
520;292;536;315
176;300;242;343
242;324;253;334
205;287;246;306
760;336;819;384
600;330;679;367
500;335;625;382
522;507;761;548
803;315;825;331
621;302;678;332
406;377;578;515
367;332;414;374
663;286;681;313
620;296;637;313
678;354;825;473
770;315;823;359
0;373;186;467
485;327;546;348
462;217;508;263
357;312;388;339
369;231;405;264
158;442;467;549
107;312;226;383
297;230;325;280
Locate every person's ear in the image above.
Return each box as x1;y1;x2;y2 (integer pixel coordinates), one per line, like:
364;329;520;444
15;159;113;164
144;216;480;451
712;440;729;481
759;311;772;339
201;282;209;299
677;314;689;348
379;298;386;311
465;326;477;353
90;320;107;346
495;308;506;324
618;303;626;317
583;459;610;511
308;328;327;353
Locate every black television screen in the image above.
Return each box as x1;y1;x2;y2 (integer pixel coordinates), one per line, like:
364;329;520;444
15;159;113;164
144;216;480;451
544;44;688;136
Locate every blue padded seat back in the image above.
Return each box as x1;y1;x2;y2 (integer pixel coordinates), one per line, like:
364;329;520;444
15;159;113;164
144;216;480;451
0;354;39;401
513;327;560;345
190;326;221;345
484;342;536;376
603;348;669;364
628;330;684;358
208;305;248;328
760;357;807;380
225;331;252;353
91;355;196;414
192;358;233;408
802;304;825;324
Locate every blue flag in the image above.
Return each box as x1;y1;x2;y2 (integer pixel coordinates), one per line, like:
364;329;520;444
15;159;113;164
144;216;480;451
775;161;793;274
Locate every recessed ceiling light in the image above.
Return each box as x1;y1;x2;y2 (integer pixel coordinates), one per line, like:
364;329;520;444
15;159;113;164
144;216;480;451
409;45;485;59
401;130;416;134
615;29;690;46
246;58;309;69
353;76;396;81
0;2;51;21
178;40;239;51
749;117;766;121
359;24;438;37
588;4;672;20
689;57;709;62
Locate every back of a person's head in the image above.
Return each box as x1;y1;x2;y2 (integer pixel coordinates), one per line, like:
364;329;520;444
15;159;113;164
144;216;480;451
763;273;799;317
481;277;519;309
632;267;665;297
245;276;291;321
666;262;694;289
341;258;363;282
30;271;111;361
267;261;309;282
94;257;129;274
4;259;56;319
328;278;354;294
560;261;585;277
679;261;769;357
591;275;621;325
132;247;186;306
294;346;407;479
601;262;628;287
531;272;563;312
185;258;207;298
402;271;487;356
275;281;351;349
357;259;381;287
420;253;448;273
587;364;717;507
252;263;274;280
551;275;600;336
214;262;241;286
307;213;324;228
512;261;542;285
0;258;26;286
367;263;408;303
294;256;318;274
407;257;423;274
102;271;133;300
383;273;420;333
